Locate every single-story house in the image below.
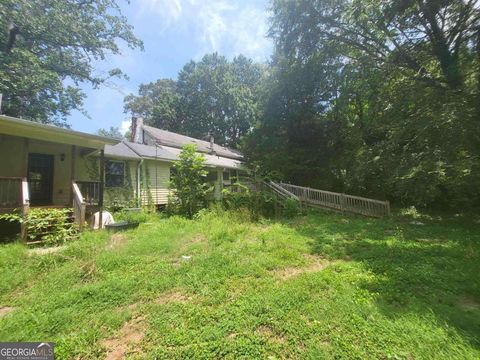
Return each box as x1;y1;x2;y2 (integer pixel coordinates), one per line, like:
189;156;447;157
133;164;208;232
0;114;246;235
104;117;246;206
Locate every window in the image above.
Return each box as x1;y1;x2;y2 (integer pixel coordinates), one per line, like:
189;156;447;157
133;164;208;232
105;160;125;187
170;166;177;182
206;170;217;182
223;170;230;182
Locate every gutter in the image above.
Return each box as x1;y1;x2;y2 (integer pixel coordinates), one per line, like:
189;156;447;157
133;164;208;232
137;158;144;207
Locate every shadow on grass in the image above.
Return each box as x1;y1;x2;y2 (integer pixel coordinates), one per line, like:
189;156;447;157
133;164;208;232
289;210;480;348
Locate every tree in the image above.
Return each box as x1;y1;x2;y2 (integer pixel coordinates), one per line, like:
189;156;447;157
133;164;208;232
168;144;208;218
97;126;124;140
0;0;143;125
245;0;480;208
124;53;265;148
124;79;180;132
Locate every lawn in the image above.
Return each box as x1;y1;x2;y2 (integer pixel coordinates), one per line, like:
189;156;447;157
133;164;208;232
0;208;479;359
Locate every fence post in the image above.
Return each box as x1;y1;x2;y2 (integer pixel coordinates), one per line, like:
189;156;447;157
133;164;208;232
340;193;346;214
386;201;391;216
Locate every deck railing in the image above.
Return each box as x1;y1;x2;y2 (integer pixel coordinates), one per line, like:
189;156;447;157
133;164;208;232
0;177;30;241
0;177;23;210
75;181;100;205
264;181;299;201
279;183;390;217
72;181;86;231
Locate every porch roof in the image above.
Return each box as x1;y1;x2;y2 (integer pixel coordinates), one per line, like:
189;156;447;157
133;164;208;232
0;115;118;149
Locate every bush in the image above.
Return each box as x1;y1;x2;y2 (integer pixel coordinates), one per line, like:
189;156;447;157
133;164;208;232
283;198;301;218
114;209;151;224
168;144;210;218
0;208;78;245
222;185;276;219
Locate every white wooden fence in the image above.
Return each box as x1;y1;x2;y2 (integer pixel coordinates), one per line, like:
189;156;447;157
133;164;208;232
279;182;390;217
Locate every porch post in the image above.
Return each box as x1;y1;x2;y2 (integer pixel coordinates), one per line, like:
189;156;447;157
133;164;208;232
214;168;223;201
70;145;76;204
23;138;29;177
21;138;29;243
99;149;104;228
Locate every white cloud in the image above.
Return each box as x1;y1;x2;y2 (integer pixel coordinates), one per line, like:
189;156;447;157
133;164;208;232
137;0;272;61
120;119;131;135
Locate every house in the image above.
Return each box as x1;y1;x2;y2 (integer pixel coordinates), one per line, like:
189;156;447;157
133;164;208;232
0;114;246;238
104;117;246;207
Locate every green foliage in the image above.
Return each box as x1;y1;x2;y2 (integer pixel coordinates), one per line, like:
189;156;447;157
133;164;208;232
0;210;479;358
0;208;78;245
0;0;142;123
103;160;135;211
167;144;209;218
114;209;151;224
283;198;301;218
124;53;265;147
96;127;124;140
245;0;480;209
222;184;283;220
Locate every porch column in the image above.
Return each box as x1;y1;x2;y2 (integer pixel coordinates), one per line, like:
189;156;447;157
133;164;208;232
21;138;29;243
70;145;76;204
23;138;29;177
99;149;104;227
214;168;223;201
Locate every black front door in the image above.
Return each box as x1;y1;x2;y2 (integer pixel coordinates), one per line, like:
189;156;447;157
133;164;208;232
28;153;54;206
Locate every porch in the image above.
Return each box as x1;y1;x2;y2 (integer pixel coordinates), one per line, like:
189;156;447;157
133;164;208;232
0;115;118;240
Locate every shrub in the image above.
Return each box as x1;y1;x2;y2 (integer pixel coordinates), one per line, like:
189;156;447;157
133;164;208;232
168;144;210;218
222;184;276;219
283;198;301;218
0;208;78;245
115;209;151;224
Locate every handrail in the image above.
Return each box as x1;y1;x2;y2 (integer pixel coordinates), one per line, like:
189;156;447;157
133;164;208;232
21;178;29;206
279;182;390;217
75;180;100;205
20;178;29;242
0;177;23;210
0;176;24;180
268;181;299;200
72;181;86;231
72;182;85;205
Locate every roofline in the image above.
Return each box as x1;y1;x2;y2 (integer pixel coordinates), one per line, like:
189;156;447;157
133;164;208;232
122;141;244;169
0;114;118;145
142;125;244;159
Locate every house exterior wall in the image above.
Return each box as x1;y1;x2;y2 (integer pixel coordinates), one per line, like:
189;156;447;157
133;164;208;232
0;134;25;178
141;159;171;205
0;134;94;206
103;159;139;206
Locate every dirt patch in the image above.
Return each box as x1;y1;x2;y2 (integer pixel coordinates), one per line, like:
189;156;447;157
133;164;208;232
255;325;286;344
273;255;331;280
0;306;14;318
457;295;480;311
190;235;205;244
28;246;65;256
155;290;190;305
102;316;145;360
106;234;128;250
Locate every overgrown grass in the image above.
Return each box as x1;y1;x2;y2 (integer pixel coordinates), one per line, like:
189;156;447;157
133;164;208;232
0;208;479;359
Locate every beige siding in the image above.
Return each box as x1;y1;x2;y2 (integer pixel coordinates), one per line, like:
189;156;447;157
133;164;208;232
0;134;93;206
0;134;25;178
128;161;138;197
141;160;171;205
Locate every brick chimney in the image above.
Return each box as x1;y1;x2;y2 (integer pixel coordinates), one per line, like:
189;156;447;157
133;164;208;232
209;134;214;152
131;116;144;143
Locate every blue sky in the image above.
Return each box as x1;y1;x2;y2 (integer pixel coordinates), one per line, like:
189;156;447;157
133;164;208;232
68;0;273;135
